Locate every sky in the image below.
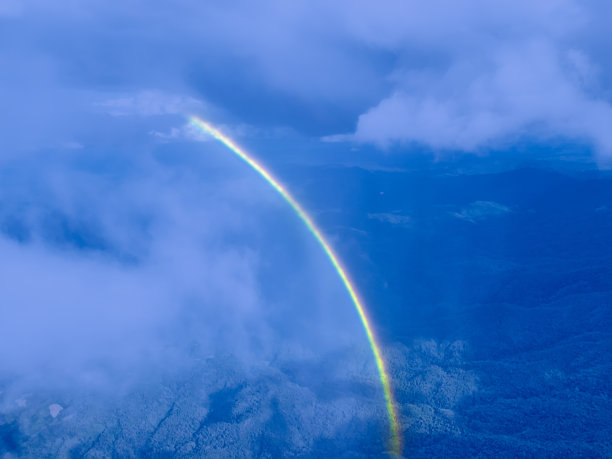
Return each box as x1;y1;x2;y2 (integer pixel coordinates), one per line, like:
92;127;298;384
1;1;611;457
3;0;612;155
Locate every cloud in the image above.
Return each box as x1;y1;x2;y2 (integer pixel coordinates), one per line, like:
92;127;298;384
150;123;211;142
96;90;204;117
353;41;612;155
0;160;248;386
368;212;412;227
334;1;612;156
0;140;365;394
451;201;512;222
4;0;612;157
150;120;282;144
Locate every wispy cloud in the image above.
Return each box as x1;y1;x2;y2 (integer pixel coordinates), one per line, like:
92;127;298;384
96;90;204;117
450;201;512;222
368;212;412;226
0;142;366;394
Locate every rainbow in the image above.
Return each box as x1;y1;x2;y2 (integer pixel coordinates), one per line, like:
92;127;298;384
189;116;401;456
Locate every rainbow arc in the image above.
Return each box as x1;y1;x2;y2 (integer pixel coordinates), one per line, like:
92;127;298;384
189;116;401;456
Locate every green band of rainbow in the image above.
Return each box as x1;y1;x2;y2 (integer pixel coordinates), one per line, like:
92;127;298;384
189;116;401;456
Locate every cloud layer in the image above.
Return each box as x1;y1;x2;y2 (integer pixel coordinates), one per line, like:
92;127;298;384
0;140;363;393
3;0;612;157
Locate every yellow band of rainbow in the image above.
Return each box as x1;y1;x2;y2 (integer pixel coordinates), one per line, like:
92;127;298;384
189;116;401;456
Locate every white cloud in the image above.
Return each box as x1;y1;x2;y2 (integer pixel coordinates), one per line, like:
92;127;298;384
343;1;612;156
451;201;512;222
368;212;411;226
151;121;269;143
0;145;364;392
6;0;612;158
354;41;612;155
150;123;211;142
97;90;204;117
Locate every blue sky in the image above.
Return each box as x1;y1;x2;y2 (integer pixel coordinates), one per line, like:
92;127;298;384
1;1;611;457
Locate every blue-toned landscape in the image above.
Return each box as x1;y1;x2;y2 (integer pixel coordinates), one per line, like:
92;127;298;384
1;2;611;457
